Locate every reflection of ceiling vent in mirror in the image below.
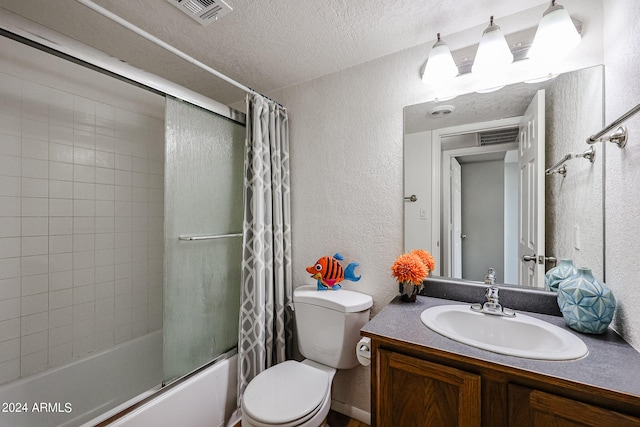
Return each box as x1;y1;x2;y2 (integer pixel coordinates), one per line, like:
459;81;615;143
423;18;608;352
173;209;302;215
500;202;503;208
478;127;519;146
428;105;455;117
167;0;232;26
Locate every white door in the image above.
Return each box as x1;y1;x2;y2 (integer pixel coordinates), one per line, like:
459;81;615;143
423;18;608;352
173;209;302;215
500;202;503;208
451;157;462;278
518;90;545;288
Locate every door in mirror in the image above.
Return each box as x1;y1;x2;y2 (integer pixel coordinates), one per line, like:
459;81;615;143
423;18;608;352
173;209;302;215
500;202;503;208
517;90;545;288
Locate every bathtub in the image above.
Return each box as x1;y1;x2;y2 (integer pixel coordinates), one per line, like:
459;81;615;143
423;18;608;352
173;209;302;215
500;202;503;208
106;353;237;427
0;330;163;427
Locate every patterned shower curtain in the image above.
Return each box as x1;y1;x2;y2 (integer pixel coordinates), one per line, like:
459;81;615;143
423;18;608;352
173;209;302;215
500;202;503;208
237;94;292;406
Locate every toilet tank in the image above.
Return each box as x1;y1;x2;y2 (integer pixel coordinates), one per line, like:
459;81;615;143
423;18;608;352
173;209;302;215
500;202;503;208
293;285;373;369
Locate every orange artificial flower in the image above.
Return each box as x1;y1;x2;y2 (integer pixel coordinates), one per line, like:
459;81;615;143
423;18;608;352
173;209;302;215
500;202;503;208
391;253;428;285
410;249;436;273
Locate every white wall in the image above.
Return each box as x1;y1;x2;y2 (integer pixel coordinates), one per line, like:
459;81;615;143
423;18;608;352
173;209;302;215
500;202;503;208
270;0;605;416
271;54;411;413
603;0;640;350
403;131;432;254
504;155;519;285
0;36;164;385
545;66;604;281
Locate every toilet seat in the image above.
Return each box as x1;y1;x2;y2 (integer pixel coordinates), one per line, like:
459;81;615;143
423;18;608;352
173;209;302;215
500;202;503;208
242;361;330;426
242;387;331;427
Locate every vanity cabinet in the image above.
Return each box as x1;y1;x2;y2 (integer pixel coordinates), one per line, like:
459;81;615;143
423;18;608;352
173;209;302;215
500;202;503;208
369;339;640;427
376;349;480;426
508;384;640;427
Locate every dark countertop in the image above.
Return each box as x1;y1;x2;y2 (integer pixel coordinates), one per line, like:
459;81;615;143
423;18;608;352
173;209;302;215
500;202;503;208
362;291;640;399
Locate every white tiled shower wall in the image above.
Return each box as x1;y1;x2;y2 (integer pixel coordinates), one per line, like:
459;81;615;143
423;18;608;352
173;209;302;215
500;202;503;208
0;39;165;385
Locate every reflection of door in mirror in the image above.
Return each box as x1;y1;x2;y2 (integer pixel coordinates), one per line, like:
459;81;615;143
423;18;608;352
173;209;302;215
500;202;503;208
461;155;505;282
442;131;519;284
451;158;462;278
518;90;546;288
437;119;520;283
432;95;545;288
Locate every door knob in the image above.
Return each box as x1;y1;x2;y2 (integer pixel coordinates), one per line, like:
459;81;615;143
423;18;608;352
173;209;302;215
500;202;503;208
522;254;537;263
404;195;417;202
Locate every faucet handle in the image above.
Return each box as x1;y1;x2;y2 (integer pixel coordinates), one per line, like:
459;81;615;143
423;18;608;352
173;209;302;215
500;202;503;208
485;286;499;303
471;285;515;317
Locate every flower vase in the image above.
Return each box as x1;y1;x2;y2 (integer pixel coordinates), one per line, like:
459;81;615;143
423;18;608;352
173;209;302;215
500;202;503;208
545;259;577;292
399;281;422;302
557;268;616;334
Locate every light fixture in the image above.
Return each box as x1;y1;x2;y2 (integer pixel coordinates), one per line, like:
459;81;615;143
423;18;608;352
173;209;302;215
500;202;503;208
528;0;581;63
471;16;514;76
420;4;583;101
422;33;458;84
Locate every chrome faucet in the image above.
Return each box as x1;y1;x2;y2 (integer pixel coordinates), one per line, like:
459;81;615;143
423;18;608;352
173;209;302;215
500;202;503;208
470;285;516;317
485;285;500;305
484;268;496;285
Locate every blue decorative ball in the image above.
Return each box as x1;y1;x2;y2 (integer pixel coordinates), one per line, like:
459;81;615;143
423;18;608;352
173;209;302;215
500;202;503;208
557;268;616;334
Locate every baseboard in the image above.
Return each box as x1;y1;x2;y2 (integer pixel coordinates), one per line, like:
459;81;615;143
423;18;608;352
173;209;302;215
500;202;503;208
226;408;242;427
330;400;371;425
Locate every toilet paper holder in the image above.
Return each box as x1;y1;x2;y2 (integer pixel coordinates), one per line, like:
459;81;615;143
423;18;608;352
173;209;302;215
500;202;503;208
356;337;371;366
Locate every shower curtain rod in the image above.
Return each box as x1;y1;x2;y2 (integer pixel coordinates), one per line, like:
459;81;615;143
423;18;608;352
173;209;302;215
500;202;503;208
75;0;285;109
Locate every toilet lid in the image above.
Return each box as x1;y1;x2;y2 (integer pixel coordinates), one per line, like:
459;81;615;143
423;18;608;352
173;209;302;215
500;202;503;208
242;360;329;425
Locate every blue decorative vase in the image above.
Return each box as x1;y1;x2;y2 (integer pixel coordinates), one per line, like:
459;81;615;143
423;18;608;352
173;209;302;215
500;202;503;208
557;268;616;334
545;259;577;292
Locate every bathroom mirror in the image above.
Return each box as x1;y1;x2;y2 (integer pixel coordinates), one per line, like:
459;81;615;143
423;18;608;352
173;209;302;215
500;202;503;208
404;65;604;288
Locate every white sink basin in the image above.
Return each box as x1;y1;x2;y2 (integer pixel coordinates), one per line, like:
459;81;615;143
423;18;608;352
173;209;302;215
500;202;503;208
420;305;588;360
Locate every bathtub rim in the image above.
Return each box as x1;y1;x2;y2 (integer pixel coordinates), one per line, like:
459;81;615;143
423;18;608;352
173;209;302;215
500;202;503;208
92;345;238;426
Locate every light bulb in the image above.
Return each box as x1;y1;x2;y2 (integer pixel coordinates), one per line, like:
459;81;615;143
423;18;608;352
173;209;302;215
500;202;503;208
422;33;458;84
471;16;514;76
528;1;581;63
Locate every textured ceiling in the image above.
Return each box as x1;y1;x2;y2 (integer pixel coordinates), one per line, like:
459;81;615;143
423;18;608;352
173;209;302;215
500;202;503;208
0;0;549;105
404;79;555;135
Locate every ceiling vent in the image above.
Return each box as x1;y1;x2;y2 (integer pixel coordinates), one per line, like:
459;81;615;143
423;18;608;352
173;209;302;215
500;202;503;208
167;0;232;26
428;105;456;117
478;127;519;146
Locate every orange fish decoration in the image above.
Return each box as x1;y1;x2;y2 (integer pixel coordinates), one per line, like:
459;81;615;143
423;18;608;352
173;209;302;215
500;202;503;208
306;253;361;291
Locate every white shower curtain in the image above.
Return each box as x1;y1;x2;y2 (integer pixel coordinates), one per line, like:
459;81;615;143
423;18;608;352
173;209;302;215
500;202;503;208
237;94;292;406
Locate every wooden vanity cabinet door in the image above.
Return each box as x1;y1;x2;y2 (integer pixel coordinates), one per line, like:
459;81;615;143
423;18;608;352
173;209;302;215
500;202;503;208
376;349;481;427
509;384;640;427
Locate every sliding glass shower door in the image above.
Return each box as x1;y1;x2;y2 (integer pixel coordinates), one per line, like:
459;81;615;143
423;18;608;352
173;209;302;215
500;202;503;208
163;98;245;382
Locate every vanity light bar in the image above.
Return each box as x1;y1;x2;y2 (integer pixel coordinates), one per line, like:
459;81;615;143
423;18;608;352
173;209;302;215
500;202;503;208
439;18;583;77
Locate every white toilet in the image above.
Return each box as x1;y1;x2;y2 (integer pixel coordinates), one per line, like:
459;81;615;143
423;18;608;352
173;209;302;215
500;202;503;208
241;284;373;427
